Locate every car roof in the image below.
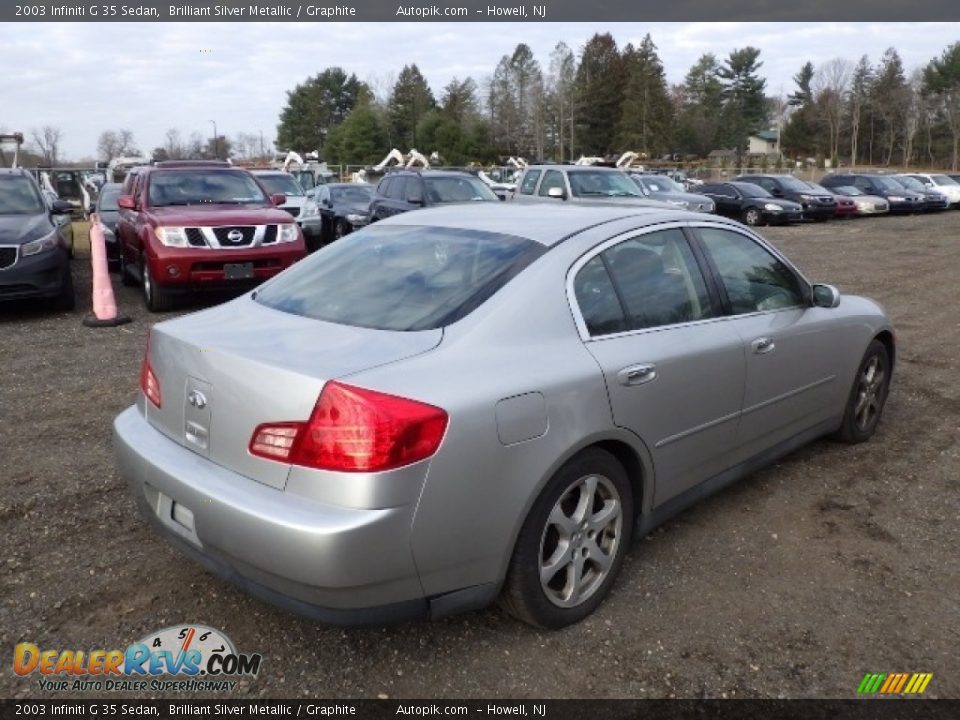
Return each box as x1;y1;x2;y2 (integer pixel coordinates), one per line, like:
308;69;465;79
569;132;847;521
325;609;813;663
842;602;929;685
378;203;717;247
526;165;622;172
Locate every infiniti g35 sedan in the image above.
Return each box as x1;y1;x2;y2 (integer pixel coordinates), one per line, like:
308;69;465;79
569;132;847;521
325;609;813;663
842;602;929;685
114;205;895;629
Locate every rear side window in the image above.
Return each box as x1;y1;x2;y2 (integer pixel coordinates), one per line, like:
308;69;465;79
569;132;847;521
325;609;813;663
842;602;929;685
519;170;541;195
377;177;393;197
255;225;546;331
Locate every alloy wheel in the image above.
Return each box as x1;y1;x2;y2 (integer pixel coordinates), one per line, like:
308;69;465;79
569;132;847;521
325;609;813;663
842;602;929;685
854;355;886;432
539;473;623;609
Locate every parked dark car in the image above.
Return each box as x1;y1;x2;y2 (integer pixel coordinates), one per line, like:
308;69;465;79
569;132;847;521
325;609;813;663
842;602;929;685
300;183;373;250
819;173;925;214
93;183;123;267
0;168;75;310
368;170;498;222
802;181;856;219
115;161;307;312
735;174;837;220
890;175;949;212
696;181;802;226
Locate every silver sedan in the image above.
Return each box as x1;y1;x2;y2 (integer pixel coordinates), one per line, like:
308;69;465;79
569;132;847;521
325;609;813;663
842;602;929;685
114;204;895;628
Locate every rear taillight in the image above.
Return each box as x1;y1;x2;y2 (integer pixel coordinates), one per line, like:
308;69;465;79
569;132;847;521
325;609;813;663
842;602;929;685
139;333;161;408
249;381;448;473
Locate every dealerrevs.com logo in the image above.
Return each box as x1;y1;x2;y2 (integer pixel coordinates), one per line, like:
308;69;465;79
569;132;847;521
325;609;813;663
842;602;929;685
14;625;262;693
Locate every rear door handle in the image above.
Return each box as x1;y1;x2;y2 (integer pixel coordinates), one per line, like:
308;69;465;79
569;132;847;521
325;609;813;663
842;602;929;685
618;363;657;386
751;337;775;354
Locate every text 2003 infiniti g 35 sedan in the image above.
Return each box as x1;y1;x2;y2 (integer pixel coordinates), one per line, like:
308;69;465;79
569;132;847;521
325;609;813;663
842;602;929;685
114;204;894;628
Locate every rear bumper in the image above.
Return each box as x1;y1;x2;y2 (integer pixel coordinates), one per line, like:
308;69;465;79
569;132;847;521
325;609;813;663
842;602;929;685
0;248;68;301
113;406;429;624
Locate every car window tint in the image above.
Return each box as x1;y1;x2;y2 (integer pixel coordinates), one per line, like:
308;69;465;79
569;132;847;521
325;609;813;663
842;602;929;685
405;178;424;203
519;170;541;195
423;176;497;202
757;178;776;192
390;177;407;201
539;170;565;196
698;227;804;314
255;225;545;331
601;228;715;331
0;175;45;214
377;177;393;198
573;256;627;337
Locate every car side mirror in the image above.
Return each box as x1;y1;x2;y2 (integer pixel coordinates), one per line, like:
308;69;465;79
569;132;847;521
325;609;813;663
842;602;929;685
51;200;73;214
812;283;841;309
118;195;136;210
547;186;566;200
271;193;286;206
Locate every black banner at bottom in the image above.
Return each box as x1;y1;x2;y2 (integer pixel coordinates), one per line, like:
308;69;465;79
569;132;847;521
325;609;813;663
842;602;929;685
1;699;959;720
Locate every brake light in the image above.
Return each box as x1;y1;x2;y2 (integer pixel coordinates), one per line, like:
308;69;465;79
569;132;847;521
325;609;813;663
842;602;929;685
249;381;448;472
139;333;161;408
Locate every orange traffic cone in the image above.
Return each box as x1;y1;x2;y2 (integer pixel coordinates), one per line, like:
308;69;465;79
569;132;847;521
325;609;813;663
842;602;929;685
83;213;132;327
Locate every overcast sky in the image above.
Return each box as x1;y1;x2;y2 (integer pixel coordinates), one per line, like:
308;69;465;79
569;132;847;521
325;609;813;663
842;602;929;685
2;22;958;160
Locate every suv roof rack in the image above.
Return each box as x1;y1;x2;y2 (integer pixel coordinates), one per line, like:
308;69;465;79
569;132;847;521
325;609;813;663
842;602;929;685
153;160;232;168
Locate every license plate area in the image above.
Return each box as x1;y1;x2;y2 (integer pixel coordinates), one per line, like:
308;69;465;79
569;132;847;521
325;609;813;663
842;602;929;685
224;262;254;280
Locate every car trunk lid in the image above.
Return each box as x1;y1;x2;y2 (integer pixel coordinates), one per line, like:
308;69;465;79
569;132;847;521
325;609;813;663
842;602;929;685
143;295;442;489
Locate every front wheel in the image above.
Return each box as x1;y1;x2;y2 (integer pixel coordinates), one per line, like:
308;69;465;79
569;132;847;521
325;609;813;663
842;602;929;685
142;261;174;312
743;207;762;226
833;339;891;444
333;219;349;240
500;448;633;628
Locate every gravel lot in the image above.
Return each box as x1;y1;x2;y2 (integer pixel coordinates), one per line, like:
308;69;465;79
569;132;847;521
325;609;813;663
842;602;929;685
1;212;958;700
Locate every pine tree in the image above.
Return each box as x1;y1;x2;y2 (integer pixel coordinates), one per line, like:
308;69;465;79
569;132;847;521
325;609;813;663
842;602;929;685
275;68;364;155
717;47;769;163
575;33;624;155
389;64;436;149
616;34;673;156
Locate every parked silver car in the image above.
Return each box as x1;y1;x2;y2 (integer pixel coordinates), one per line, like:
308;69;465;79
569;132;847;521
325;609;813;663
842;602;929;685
114;204;895;628
627;172;715;213
512;165;671;209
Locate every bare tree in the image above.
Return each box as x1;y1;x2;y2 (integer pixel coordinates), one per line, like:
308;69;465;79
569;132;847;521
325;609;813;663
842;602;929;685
32;125;62;166
97;129;139;162
813;58;852;164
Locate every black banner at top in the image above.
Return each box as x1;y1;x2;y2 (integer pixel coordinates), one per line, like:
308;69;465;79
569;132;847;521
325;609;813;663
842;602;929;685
3;0;960;22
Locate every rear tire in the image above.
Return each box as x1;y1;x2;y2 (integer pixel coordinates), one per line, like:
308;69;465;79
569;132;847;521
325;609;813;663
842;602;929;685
833;339;891;444
119;249;136;287
500;448;633;629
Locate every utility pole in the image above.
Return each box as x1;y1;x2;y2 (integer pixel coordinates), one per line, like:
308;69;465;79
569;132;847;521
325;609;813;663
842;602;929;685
209;120;218;160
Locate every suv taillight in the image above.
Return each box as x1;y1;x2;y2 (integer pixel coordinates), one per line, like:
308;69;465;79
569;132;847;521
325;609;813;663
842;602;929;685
249;381;448;472
139;333;161;408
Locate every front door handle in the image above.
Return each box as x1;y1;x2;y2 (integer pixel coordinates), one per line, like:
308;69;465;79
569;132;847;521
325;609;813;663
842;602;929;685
751;337;775;354
618;363;657;386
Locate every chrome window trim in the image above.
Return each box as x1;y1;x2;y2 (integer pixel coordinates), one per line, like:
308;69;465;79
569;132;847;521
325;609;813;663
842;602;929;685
566;220;812;343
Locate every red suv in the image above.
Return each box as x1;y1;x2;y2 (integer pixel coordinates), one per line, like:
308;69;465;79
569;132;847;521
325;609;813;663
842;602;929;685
116;161;307;311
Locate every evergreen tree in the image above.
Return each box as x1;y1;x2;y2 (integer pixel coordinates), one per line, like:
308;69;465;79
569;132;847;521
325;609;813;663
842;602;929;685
575;33;624;155
324;88;388;165
276;68;364;155
389;64;436;149
616;34;674;156
923;42;960;170
717;47;769;162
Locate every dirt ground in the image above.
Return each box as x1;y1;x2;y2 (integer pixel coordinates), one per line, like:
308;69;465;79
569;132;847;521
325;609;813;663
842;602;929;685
1;213;958;700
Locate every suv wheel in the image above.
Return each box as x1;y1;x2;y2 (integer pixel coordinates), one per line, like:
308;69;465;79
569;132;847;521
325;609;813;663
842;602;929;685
500;448;633;628
142;260;174;312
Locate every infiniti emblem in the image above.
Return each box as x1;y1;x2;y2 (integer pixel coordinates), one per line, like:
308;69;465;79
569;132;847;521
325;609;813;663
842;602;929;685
187;390;207;409
226;229;243;243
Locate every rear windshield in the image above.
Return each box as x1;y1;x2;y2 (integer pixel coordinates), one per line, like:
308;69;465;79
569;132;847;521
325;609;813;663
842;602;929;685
148;170;268;207
0;175;44;214
331;185;373;204
256;173;305;197
255;224;545;331
98;185;121;210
